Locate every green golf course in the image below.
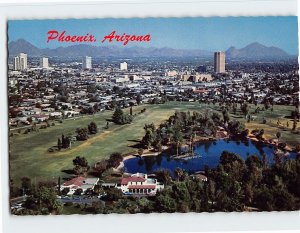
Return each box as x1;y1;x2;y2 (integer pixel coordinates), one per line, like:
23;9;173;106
9;101;299;185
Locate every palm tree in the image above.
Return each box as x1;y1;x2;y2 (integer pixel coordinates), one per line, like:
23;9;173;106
172;130;183;156
189;130;196;155
165;126;174;144
138;148;144;157
174;167;185;181
276;131;281;144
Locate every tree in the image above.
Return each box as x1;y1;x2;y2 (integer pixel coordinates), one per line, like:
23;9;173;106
245;155;262;170
141;130;155;149
74;188;83;196
156;193;177;213
254;187;274;211
219;151;246;181
138;148;144;157
72;156;89;175
73;156;88;167
64;137;70;149
61;134;66;148
136;94;142;105
112;106;124;124
292;117;297;131
256;129;264;141
76;128;88;141
21;177;32;195
57;138;62;150
23;196;39;211
144;123;155;133
264;99;271;110
154;169;172;185
130;107;133;116
222;109;230;124
112;107;133;125
93;160;108;177
172;129;183;156
211;112;222;126
227;120;245;137
37;186;62;214
105;121;109;129
276;131;281;143
241;103;249;117
88;122;98;134
174;167;186;181
107;152;123;168
232;103;238;114
272;188;296;211
104;188;123;201
172;182;191;203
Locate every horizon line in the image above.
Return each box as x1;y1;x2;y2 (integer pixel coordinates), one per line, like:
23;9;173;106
8;38;295;56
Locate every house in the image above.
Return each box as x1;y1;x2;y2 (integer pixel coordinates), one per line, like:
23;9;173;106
116;173;164;195
190;172;208;182
60;176;99;195
32;114;49;122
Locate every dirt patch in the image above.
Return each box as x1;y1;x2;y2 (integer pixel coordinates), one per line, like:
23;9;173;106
55;130;113;155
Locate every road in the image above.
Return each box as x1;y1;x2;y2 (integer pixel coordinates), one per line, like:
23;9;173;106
10;195;27;205
57;196;103;205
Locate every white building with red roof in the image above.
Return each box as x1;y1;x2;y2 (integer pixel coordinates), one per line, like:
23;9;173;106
116;173;164;195
60;176;99;195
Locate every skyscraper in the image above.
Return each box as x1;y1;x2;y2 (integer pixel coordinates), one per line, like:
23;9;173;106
19;53;28;70
214;52;225;73
40;57;49;69
120;62;128;71
13;53;28;70
13;57;20;71
82;56;92;69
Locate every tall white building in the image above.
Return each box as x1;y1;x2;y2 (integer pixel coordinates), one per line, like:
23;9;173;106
13;57;20;71
82;56;92;69
40;57;49;69
120;62;128;71
13;53;28;71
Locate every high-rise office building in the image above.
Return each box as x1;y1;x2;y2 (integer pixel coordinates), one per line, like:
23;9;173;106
13;53;28;71
120;62;128;71
82;56;92;69
214;51;225;73
40;57;49;69
13;57;20;71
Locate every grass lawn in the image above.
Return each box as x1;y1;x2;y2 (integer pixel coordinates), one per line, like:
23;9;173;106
9;102;206;185
9;101;299;185
211;103;300;147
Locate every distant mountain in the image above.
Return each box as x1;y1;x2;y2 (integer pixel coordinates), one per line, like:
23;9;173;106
225;42;290;59
8;39;212;58
8;39;292;59
8;39;42;56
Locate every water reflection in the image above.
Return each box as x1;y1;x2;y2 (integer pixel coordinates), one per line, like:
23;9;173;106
124;139;297;175
144;156;156;172
156;154;163;166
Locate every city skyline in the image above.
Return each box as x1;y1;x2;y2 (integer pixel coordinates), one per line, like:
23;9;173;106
8;17;298;54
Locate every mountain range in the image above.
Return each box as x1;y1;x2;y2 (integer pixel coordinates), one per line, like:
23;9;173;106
8;39;292;59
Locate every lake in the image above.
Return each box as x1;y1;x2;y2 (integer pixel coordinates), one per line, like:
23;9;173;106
123;139;298;174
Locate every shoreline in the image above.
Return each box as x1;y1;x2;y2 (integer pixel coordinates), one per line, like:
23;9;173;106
120;134;299;167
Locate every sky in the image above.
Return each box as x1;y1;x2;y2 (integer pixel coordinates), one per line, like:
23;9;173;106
8;17;298;54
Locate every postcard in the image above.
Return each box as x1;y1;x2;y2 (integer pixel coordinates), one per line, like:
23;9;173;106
7;16;299;216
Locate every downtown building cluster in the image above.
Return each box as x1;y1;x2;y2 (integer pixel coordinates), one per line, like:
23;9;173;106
8;52;298;127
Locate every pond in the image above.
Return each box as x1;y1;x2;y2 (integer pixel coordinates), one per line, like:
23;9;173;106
123;139;298;175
